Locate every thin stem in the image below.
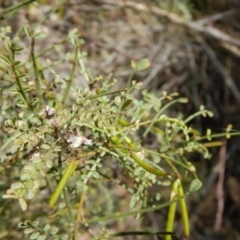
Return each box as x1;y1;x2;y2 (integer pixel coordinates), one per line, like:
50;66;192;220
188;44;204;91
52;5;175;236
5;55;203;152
144;148;194;173
74;191;86;239
114;85;134;125
143;98;186;137
196;131;240;141
11;63;29;105
61;45;79;105
79;53;90;84
11;56;40;119
0;0;36;20
184;110;207;124
55;152;74;220
58;152;62;173
164;157;181;178
109;231;174;238
63;188;74;221
36;39;69;58
116;119;155;134
85;193;188;224
30;37;43;108
89;88;127;100
127;70;135;89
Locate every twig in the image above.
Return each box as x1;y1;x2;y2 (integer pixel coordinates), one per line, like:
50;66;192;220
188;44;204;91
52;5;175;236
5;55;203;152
219;41;240;58
214;139;227;231
195;8;239;25
188;22;240;47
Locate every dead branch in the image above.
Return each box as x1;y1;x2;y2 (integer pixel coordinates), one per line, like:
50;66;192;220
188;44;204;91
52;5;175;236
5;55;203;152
105;1;240;55
214;139;227;231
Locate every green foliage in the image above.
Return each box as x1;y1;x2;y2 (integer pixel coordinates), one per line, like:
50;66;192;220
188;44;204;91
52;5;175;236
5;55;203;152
0;25;239;240
18;220;67;240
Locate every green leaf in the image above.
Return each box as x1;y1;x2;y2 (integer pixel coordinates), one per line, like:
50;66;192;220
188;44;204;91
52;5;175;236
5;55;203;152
43;224;51;232
92;171;99;178
131;58;150;71
14;60;21;66
135;81;143;89
5;38;11;49
37;235;47;240
178;97;188;103
70;35;78;46
10;145;20;154
33;31;48;39
11;182;24;190
16;102;28;108
39;169;46;177
46;160;53;169
8;88;19;94
0;54;11;65
137;58;150;70
31;221;39;227
60;235;68;240
21;173;31;180
27;190;35;200
32;157;42;164
54;146;62;152
131;60;137;69
41;144;50;149
33;180;40;189
30;117;41;125
24;228;34;234
129;194;137;208
18;73;28;80
12;37;20;46
24;25;32;37
4;119;14;127
68;28;78;38
207;111;214;117
189;179;202;192
31;98;39;106
18;221;29;228
49;226;59;235
19;197;27;211
30;231;40;239
14;47;24;52
24;165;35;171
58;202;66;209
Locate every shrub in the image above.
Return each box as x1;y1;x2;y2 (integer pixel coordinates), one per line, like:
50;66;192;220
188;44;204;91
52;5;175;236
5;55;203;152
0;26;237;240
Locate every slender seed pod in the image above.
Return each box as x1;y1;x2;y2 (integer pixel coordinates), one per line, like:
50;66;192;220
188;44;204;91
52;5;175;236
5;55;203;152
49;160;78;209
178;181;190;237
165;179;180;240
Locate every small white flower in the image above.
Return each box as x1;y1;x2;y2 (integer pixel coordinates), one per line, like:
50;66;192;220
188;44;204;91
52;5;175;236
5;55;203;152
65;132;92;148
29;152;41;161
39;106;56;119
66;135;83;148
